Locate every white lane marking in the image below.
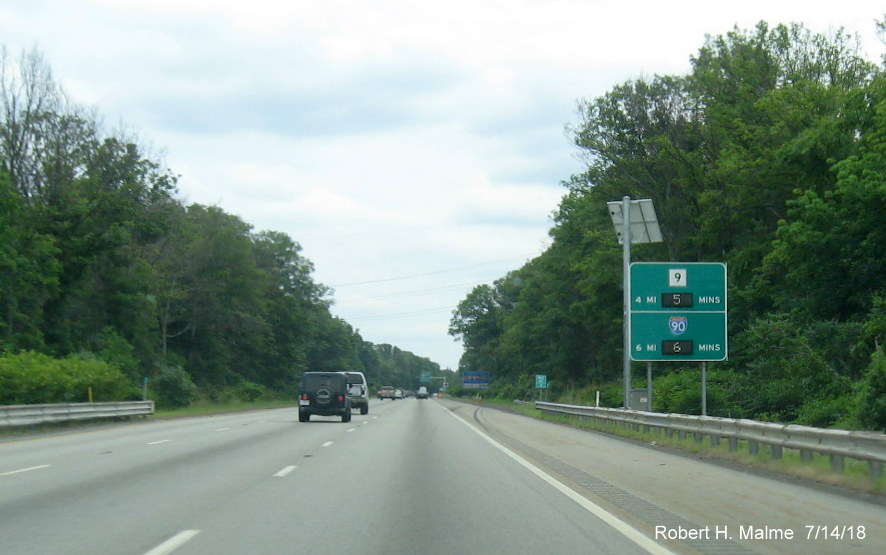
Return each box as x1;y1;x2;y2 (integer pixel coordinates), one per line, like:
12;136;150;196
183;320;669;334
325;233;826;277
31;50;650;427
439;404;675;555
215;427;231;431
322;441;333;447
144;530;200;555
274;465;297;477
147;440;171;445
1;464;51;476
347;427;356;432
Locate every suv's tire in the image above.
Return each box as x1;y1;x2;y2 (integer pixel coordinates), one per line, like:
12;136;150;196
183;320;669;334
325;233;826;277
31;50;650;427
299;411;309;422
360;405;368;415
342;410;351;422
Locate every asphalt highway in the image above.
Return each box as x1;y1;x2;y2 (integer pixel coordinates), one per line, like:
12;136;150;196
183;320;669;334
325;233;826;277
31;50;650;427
1;398;883;554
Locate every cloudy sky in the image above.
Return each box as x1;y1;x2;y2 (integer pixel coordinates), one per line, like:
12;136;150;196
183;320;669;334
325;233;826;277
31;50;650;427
3;1;884;370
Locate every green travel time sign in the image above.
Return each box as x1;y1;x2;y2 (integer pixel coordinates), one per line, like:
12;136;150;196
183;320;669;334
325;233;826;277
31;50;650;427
629;263;727;361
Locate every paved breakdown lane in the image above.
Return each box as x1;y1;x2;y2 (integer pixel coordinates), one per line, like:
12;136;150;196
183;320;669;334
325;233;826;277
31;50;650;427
453;399;885;555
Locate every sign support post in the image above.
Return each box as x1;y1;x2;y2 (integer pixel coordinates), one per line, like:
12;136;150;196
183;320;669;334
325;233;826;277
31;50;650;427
621;197;632;409
608;197;662;409
646;361;653;411
701;361;708;416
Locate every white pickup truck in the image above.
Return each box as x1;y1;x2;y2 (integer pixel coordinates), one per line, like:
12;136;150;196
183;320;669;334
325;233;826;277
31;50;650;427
378;385;396;400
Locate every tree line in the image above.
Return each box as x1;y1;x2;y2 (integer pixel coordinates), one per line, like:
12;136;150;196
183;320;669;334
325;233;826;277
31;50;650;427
0;47;442;407
449;21;886;430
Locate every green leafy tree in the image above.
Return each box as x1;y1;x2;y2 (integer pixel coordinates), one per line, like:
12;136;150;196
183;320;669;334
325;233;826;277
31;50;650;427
690;22;875;287
164;205;269;387
305;315;363;372
757;74;885;324
856;350;886;430
0;171;59;350
449;283;507;373
251;230;329;389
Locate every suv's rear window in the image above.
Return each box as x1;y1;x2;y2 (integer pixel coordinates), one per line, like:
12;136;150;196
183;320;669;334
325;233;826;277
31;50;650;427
303;374;345;390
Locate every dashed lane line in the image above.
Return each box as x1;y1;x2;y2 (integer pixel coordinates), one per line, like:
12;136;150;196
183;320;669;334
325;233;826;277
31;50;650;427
144;530;200;555
1;464;51;476
273;465;297;477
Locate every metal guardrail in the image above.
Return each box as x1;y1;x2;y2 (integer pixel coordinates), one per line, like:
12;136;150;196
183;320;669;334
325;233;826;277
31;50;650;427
535;401;886;480
0;401;154;427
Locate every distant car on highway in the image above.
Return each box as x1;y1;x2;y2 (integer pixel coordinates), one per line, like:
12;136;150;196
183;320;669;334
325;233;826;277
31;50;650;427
394;388;404;399
416;386;429;399
378;386;396;400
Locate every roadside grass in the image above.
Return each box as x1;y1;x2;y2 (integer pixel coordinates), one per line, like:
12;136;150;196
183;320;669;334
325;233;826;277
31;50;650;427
152;399;295;418
479;398;885;496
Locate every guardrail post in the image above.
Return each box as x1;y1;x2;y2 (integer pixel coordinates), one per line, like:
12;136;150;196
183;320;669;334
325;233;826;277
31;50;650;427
870;461;883;482
710;435;720;447
830;455;844;473
749;441;759;455
800;449;812;463
771;445;783;460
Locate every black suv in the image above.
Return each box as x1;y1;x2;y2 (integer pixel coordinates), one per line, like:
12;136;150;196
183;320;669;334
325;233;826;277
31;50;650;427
299;372;351;422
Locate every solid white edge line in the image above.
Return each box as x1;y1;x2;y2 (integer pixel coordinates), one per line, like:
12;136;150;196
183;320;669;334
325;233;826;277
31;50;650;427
147;440;170;445
438;402;674;555
0;464;51;476
144;529;200;555
274;465;297;477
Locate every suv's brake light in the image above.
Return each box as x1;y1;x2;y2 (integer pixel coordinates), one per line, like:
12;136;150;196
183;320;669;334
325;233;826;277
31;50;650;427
300;394;309;401
336;395;345;402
